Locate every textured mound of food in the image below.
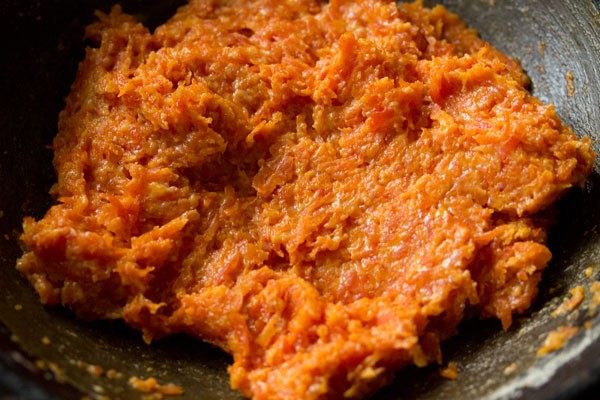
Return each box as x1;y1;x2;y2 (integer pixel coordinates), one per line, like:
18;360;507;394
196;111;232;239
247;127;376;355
17;0;594;398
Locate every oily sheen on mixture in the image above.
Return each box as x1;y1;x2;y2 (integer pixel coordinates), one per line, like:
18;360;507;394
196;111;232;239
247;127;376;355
17;1;595;399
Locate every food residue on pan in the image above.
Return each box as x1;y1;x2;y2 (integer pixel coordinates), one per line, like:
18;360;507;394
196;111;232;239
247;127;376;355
503;362;518;375
565;70;576;97
71;359;126;382
15;0;595;398
128;376;184;396
551;286;585;316
73;359;106;377
589;281;600;315
538;40;546;57
584;267;593;278
536;65;546;74
537;326;579;357
35;359;67;383
106;368;124;380
439;362;459;380
87;364;105;377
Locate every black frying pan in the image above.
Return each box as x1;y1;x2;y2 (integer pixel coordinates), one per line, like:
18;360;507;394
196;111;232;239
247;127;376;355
1;1;599;399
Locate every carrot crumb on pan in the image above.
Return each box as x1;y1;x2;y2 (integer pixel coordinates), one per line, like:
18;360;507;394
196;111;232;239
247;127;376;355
565;71;576;97
537;326;579;356
106;368;123;379
590;281;600;315
538;40;546;56
551;286;585;316
503;362;518;375
128;376;184;396
439;362;459;380
584;267;593;278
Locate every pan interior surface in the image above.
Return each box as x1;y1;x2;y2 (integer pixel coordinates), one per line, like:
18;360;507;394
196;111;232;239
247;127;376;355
0;0;599;399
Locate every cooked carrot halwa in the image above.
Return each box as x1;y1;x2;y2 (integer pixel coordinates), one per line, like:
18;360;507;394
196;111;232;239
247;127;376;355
17;0;595;398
